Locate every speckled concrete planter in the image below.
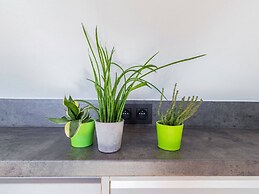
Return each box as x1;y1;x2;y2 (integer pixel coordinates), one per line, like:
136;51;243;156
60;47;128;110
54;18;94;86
95;120;124;153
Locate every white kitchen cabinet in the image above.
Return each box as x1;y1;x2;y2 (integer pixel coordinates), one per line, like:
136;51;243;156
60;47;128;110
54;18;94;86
110;176;259;194
0;178;101;194
1;176;259;194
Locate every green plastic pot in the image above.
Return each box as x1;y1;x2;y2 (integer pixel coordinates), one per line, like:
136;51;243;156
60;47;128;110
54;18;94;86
156;121;184;151
68;120;95;148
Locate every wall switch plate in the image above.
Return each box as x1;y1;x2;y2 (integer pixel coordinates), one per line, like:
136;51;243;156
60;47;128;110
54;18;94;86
122;104;152;124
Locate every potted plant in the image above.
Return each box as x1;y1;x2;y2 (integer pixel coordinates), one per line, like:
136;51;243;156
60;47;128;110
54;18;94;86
81;24;205;153
157;83;203;151
49;96;95;148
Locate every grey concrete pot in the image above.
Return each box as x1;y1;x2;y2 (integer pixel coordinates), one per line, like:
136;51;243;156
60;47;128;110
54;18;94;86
95;120;124;153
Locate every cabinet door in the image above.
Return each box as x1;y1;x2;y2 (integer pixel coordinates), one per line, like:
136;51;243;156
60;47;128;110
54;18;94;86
0;178;101;194
110;176;259;194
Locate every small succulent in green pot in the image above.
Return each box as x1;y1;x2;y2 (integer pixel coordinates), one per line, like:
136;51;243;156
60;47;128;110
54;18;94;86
49;96;95;148
157;83;203;151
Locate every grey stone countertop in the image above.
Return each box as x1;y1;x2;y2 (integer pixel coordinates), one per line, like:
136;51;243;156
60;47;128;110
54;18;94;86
0;126;258;177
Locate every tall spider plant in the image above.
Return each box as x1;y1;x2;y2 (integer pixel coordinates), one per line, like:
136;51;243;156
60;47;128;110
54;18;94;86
79;24;205;123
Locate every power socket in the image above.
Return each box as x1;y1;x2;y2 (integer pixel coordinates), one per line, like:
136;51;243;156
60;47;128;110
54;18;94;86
122;104;152;124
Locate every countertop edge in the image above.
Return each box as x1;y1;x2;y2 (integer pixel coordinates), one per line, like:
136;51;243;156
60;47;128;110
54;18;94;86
0;160;258;177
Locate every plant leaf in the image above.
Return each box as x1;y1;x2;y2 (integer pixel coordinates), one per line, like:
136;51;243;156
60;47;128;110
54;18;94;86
75;99;99;117
130;82;148;91
68;95;79;107
64;122;70;137
65;120;81;138
63;97;79;118
48;116;70;124
81;110;90;121
66;109;76;120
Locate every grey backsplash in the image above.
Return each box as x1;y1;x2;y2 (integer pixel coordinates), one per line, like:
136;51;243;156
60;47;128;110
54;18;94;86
0;99;259;129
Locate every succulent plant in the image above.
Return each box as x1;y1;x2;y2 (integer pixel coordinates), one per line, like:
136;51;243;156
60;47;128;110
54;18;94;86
49;96;93;138
158;83;203;126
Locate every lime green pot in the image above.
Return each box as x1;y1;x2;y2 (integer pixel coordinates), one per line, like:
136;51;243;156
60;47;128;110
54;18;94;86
156;121;184;151
69;120;95;148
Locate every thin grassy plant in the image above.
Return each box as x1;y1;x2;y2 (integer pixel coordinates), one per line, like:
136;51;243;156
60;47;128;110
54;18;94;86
79;24;205;123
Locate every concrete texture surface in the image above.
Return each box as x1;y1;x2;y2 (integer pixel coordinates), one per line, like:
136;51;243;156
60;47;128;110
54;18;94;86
0;126;258;177
1;99;259;130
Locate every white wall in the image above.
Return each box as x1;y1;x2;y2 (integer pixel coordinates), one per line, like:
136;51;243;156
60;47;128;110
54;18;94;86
0;0;259;101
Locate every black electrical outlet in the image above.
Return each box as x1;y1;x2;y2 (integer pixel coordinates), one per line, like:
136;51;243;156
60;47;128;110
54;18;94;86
136;108;148;120
122;108;132;120
122;104;152;124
